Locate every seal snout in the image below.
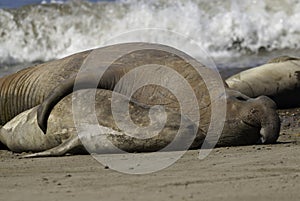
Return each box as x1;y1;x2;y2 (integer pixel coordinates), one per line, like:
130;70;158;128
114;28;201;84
254;95;277;110
235;94;280;145
253;95;280;144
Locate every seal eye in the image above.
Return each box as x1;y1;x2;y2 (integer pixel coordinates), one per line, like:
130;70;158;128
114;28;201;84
236;96;247;101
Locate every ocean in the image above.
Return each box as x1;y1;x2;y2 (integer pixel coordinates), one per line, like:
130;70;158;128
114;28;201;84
1;0;300;78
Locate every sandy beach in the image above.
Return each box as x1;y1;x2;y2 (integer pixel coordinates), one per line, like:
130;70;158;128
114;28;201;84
0;107;299;201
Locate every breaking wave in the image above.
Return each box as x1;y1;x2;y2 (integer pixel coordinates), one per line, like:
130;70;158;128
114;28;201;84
0;0;300;68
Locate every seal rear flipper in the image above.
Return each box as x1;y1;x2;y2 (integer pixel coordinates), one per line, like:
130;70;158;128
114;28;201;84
22;134;84;158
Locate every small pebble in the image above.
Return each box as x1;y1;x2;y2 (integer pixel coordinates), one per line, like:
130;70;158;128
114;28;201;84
42;177;49;181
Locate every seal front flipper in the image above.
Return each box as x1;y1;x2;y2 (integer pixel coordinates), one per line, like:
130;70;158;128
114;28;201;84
22;134;82;158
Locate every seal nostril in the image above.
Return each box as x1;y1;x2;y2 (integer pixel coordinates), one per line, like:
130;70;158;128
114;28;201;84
250;108;258;114
256;96;277;109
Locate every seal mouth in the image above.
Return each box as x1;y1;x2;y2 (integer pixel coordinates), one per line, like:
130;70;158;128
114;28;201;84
241;119;260;129
257;122;280;144
241;119;265;144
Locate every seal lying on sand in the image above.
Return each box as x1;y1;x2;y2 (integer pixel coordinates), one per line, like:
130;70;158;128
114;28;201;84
0;43;280;156
36;43;280;145
226;56;300;108
0;89;202;156
0;89;279;157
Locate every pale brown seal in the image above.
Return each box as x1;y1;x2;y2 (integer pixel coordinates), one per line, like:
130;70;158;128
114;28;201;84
36;43;280;145
0;89;279;157
226;56;300;108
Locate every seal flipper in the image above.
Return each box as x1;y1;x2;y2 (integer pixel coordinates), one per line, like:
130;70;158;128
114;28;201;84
22;134;83;158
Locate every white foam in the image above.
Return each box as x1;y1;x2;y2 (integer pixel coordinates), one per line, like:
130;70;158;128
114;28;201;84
0;0;299;67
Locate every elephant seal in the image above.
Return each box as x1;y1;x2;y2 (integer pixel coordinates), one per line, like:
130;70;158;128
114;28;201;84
226;56;300;108
0;88;279;157
0;42;210;127
36;43;280;144
0;89;203;156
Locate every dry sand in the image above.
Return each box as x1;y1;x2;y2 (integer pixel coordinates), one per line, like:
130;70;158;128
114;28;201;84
0;108;299;201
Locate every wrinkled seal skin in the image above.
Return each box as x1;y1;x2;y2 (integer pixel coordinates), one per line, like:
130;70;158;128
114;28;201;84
226;56;300;108
221;90;279;145
0;50;91;125
37;42;214;135
0;89;279;157
0;89;204;156
37;43;280;146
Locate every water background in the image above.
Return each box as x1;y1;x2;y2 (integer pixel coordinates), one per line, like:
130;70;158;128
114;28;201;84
1;0;300;78
0;0;112;9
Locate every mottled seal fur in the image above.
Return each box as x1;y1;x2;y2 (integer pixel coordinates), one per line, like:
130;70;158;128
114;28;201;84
0;89;279;157
36;43;280;145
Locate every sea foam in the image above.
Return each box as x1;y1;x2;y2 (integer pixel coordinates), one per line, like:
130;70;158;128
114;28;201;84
0;0;299;68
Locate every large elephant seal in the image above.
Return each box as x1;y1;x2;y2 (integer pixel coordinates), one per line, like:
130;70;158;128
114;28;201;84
0;42;210;127
0;88;279;157
0;89;203;156
226;56;300;108
36;43;280;144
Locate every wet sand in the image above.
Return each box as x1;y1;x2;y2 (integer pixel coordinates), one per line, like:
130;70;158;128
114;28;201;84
0;107;299;201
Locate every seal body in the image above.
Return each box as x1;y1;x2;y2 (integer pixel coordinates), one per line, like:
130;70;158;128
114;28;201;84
226;56;300;108
0;50;91;125
37;43;280;145
0;89;203;156
0;43;281;156
0;89;279;157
